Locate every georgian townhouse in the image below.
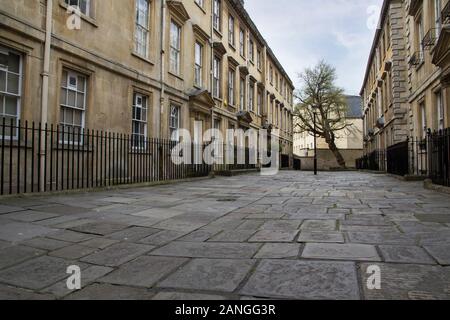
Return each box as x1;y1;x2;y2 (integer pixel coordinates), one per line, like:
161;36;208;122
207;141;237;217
0;0;294;167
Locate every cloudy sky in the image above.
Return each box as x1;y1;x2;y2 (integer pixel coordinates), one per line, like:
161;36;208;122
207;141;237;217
245;0;383;95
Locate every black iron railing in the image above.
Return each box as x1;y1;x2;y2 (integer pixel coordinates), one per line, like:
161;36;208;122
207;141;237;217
408;51;424;67
442;1;450;24
355;150;385;171
357;128;450;187
428;128;450;187
409;137;429;176
422;28;438;49
0;120;215;196
387;140;409;176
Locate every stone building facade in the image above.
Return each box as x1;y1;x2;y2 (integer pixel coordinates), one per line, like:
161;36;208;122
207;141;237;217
0;0;294;167
361;0;450;155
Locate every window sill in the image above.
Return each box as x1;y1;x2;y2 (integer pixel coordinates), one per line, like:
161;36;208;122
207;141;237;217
168;71;184;81
229;43;236;51
59;1;98;28
214;28;223;38
195;2;207;14
132;52;155;66
416;61;425;71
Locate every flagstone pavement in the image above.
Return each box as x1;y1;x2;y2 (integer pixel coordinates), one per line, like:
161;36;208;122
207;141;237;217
0;171;449;300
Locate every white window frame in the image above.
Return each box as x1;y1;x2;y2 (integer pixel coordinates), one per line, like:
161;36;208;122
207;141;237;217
213;56;221;98
420;103;427;138
228;15;235;46
213;0;221;31
239;28;245;57
132;93;148;149
169;104;180;142
240;77;245;111
134;0;150;58
0;46;22;139
66;0;90;16
248;81;254;112
59;69;87;145
436;90;444;130
435;0;442;38
228;69;235;106
169;20;181;75
249;39;254;62
194;42;203;87
257;89;262;115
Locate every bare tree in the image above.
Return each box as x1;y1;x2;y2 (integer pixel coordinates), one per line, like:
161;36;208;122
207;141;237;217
294;61;352;168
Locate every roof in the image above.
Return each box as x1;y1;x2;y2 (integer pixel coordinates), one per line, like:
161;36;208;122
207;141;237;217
345;95;363;118
359;0;390;96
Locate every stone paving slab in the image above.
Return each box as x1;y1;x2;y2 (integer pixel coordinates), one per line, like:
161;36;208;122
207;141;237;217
158;259;255;293
99;256;188;288
298;231;345;243
150;242;261;259
0;245;45;269
1;171;450;300
302;243;381;261
254;243;301;259
249;230;299;243
378;245;436;265
240;260;360;300
81;243;155;267
0;256;85;290
423;244;450;266
359;263;450;300
0;222;57;242
65;283;155;300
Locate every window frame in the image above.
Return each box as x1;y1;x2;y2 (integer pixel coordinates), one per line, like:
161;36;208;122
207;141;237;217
228;68;235;107
134;0;150;58
213;0;222;32
228;15;235;47
213;56;221;99
59;69;87;145
169;104;181;142
248;81;255;112
131;92;149;149
436;90;444;130
249;38;254;63
194;41;203;87
0;46;22;139
169;20;182;75
239;28;245;57
65;0;91;17
239;76;246;111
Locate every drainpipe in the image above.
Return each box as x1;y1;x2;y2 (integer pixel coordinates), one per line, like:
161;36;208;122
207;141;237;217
40;0;53;191
210;3;215;133
209;2;215;172
159;0;166;139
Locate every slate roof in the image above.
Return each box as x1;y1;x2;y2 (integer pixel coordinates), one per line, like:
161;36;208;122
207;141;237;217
345;95;363;118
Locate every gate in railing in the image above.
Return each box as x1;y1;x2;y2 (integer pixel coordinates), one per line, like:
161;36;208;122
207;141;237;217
386;140;409;176
428;128;450;187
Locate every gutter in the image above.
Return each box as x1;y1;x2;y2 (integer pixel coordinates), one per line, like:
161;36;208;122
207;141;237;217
40;0;52;191
159;0;166;139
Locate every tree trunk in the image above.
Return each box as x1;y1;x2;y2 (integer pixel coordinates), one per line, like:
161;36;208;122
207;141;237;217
326;138;346;168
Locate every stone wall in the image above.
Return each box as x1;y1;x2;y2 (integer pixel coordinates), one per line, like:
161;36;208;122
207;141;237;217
297;149;364;171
